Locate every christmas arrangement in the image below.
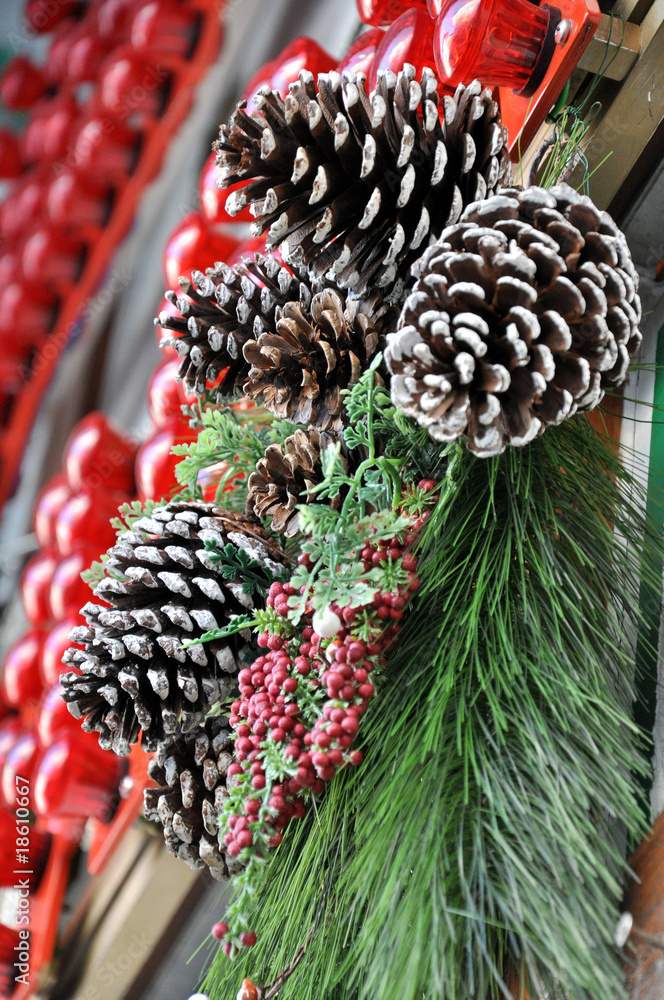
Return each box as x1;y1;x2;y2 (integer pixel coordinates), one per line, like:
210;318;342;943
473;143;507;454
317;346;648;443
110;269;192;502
60;62;658;1000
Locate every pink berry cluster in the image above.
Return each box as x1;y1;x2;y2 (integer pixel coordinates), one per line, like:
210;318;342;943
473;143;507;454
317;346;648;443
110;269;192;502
215;523;424;954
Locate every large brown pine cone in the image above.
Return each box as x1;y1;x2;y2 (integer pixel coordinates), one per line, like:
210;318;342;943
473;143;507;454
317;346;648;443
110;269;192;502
242;287;389;432
247;427;347;537
385;184;642;457
60;502;287;755
215;69;511;297
143;715;242;880
157;253;317;397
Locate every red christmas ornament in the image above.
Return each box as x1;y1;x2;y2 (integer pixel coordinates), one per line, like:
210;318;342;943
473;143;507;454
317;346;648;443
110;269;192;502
1;629;46;709
369;8;437;91
162;212;240;289
34;734;122;822
73;114;140;184
20;552;58;628
0;130;22;179
135;419;197;502
269;36;336;97
1;172;48;242
47;168;112;231
154;294;181;359
0;718;24;777
337;27;385;80
357;0;431;27
34;474;73;551
24;93;81;165
54;490;128;558
0;280;55;348
433;0;550;91
97;0;144;43
21;227;86;292
98;48;171;119
48;549;98;622
0;56;47;110
37;681;86;747
199;153;255;228
2;731;42;810
147;358;196;428
130;0;202;56
44;20;86;86
26;0;82;33
66;30;114;86
243;61;274;114
63;412;137;495
41;616;84;687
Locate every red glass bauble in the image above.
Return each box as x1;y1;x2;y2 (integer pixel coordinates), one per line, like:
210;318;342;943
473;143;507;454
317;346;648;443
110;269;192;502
1;630;45;709
369;8;437;90
0;924;21;995
73;115;140;184
48;549;98;622
0;807;50;889
135;420;197;502
97;0;144;43
338;27;385;80
433;0;549;90
0;717;24;777
2;731;42;810
199;153;254;228
357;0;431;26
269;36;336;96
225;233;273;267
20;552;58;628
0;130;22;179
36;682;84;748
162;212;240;290
24;93;81;165
1;172;48;243
21;227;85;291
54;490;129;558
66;31;114;86
130;0;201;56
41;616;84;687
0;56;47;110
0;281;55;347
47;168;112;231
26;0;83;33
34;474;73;551
147;358;195;428
243;61;274;114
45;20;85;85
98;48;171;119
34;734;122;822
63;412;137;495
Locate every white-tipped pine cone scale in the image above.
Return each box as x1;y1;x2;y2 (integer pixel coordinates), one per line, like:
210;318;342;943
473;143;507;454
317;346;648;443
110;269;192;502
385;184;642;457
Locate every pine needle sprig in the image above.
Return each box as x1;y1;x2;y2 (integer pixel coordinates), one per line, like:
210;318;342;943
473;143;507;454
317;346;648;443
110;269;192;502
202;415;659;1000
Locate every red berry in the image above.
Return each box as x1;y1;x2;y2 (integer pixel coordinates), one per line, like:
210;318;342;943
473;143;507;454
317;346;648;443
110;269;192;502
212;921;228;940
251;775;266;790
241;931;257;948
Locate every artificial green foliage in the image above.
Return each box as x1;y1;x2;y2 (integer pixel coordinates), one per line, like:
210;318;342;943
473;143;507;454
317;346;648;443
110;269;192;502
203;538;288;597
203;416;657;1000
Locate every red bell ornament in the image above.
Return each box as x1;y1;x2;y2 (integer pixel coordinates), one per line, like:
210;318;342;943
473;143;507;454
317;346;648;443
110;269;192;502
369;8;437;91
162;212;240;289
148;358;195;428
45;20;86;86
0;130;22;179
21;227;86;293
433;0;555;93
48;549;98;622
24;93;81;165
1;630;45;709
130;0;202;56
0;56;47;111
66;31;114;86
34;734;123;822
357;0;431;26
0;717;24;777
98;48;172;119
338;27;385;79
26;0;83;33
41;616;84;687
199;153;255;229
73;115;140;184
135;420;197;502
63;412;137;495
1;172;48;243
20;552;58;629
47;169;112;231
54;490;128;558
269;37;336;97
37;682;84;747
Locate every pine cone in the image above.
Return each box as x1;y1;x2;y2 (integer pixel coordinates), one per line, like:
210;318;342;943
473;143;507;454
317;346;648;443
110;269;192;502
156;252;313;397
61;502;287;755
215;69;511;297
386;184;641;457
143;715;242;880
243;287;389;432
247;428;347;536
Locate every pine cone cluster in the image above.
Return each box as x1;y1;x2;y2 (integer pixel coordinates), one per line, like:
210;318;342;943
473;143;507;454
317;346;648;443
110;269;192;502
385;184;642;457
143;715;243;880
247;427;347;537
215;69;511;297
61;502;287;755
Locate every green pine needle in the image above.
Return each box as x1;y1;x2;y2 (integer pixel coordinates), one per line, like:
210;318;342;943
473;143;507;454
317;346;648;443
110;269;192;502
201;416;658;1000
